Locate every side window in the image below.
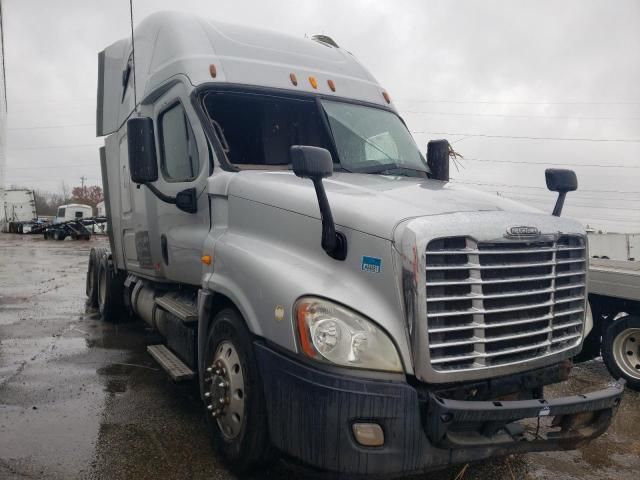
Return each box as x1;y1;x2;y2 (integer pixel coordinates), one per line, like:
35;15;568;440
159;103;200;181
57;207;66;217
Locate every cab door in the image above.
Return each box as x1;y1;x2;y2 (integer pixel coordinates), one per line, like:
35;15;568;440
148;82;211;285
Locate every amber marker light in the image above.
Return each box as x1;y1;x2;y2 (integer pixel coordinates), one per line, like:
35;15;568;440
201;255;212;266
327;79;336;92
309;76;318;89
290;73;298;86
296;302;317;358
209;64;217;78
382;91;391;104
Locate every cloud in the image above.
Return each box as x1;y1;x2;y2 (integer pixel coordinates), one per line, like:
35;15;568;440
2;0;638;231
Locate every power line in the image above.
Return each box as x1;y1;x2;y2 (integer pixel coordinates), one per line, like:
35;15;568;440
490;190;640;202
502;195;640;212
451;180;640;195
396;99;640;106
401;110;640;121
460;183;640;198
565;215;640;224
411;131;640;143
9;144;100;151
460;157;640;169
6;164;98;170
0;0;7;110
8;123;94;130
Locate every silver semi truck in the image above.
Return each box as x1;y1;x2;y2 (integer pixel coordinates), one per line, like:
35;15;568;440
88;11;624;476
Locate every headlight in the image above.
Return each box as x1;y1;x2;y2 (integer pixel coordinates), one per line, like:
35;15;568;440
295;297;403;373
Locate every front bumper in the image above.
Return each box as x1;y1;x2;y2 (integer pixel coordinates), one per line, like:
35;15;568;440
255;343;624;476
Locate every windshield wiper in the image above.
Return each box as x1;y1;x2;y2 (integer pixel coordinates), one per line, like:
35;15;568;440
351;163;427;177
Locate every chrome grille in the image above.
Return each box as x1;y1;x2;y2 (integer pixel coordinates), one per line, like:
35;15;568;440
425;235;586;372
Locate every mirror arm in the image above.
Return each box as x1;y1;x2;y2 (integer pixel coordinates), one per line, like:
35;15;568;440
143;182;176;204
552;191;567;217
311;178;347;261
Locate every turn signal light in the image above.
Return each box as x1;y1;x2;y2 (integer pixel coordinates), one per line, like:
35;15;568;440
309;76;318;89
382;91;391;104
290;73;298;86
327;79;336;92
296;303;317;358
201;255;212;266
209;64;217;78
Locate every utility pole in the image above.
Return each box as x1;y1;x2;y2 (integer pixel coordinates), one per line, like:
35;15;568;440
80;175;87;197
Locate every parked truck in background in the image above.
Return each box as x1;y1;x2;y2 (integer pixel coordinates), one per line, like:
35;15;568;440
588;233;639;261
580;259;640;390
1;189;37;233
53;203;93;224
87;12;624;476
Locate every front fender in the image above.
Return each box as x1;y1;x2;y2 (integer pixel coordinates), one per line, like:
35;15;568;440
202;196;414;374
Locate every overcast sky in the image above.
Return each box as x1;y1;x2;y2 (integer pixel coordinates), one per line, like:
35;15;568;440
2;0;639;232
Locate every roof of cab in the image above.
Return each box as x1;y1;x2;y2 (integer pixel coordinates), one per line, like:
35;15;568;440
97;11;392;136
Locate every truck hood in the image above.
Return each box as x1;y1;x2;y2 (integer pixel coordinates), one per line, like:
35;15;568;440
225;171;544;240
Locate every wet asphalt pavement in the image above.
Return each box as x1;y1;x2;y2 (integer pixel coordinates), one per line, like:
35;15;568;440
1;233;639;480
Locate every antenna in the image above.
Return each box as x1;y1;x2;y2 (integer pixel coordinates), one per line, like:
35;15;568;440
128;0;138;111
0;0;8;111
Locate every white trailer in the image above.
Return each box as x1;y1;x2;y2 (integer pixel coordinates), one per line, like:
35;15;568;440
581;259;640;390
588;233;640;261
53;203;93;224
1;189;37;232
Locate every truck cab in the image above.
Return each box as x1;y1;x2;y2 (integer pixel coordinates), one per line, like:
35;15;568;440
54;203;93;224
89;12;624;476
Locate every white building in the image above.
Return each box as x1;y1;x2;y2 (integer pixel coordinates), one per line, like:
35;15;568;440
96;200;106;217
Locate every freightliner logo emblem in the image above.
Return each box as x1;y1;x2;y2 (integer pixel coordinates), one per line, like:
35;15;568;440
507;226;540;236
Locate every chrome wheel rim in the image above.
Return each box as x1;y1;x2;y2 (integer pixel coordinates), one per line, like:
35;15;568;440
205;340;245;440
613;327;640;380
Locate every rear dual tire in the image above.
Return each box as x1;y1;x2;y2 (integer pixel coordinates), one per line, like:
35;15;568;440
86;247;107;307
86;247;125;321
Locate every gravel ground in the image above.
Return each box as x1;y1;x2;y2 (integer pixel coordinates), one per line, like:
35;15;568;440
1;233;638;480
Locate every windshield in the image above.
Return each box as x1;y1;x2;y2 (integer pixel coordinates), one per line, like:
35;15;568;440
320;100;429;175
202;90;429;176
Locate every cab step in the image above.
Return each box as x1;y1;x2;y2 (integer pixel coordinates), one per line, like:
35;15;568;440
147;344;195;382
155;292;198;324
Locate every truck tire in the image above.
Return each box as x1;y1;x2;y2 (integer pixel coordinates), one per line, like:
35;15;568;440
97;253;125;322
602;314;640;391
86;247;108;308
202;308;272;471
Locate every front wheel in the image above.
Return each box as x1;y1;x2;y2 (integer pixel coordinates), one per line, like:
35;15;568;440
202;308;272;471
602;314;640;391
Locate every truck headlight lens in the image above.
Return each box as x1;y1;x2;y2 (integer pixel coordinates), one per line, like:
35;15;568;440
295;297;403;373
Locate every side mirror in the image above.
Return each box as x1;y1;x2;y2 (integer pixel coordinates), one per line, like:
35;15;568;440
175;188;198;214
290;146;347;261
127;117;158;184
545;168;578;216
291;145;333;179
426;139;450;182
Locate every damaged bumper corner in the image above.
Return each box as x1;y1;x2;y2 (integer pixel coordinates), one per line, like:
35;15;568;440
426;379;625;450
